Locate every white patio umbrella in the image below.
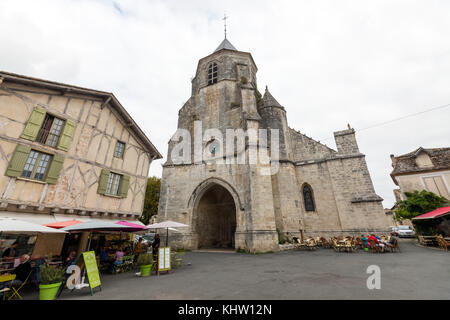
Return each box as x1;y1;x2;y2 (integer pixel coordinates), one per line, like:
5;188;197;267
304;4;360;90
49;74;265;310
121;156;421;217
0;217;67;234
146;220;189;247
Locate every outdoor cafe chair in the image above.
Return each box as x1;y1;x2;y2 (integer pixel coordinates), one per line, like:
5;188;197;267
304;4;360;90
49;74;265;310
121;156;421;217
0;274;15;300
293;238;306;250
305;238;318;250
6;270;32;300
332;238;345;252
356;237;365;249
436;235;450;251
418;235;434;246
368;239;380;253
320;237;330;248
387;239;401;253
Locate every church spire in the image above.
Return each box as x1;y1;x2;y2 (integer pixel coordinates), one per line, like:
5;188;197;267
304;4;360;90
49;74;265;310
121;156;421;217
223;13;228;39
262;86;284;109
213;13;237;53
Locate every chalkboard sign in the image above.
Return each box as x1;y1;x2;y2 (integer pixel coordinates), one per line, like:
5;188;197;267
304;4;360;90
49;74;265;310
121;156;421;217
158;247;171;272
82;251;101;292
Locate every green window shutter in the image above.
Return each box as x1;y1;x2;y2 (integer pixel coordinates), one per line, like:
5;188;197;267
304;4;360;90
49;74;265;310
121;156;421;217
118;175;130;198
97;169;110;195
45;154;65;185
20;107;46;141
5;145;31;177
57;119;76;152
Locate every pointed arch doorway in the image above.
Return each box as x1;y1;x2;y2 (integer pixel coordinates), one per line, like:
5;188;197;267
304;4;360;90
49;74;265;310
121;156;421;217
194;183;237;249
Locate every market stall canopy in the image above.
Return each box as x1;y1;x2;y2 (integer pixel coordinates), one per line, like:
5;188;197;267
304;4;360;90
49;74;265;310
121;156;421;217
45;220;82;229
61;220;143;232
412;206;450;220
0;217;67;234
146;221;189;229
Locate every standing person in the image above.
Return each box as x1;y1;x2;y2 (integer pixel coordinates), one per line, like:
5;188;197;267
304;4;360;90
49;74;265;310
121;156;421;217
134;238;143;255
152;234;160;255
2;241;19;258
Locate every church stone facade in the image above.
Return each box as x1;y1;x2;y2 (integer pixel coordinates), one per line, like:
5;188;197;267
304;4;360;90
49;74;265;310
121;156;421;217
158;39;389;252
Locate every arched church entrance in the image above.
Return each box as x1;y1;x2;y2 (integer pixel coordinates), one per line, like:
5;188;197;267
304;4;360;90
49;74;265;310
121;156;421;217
195;184;237;249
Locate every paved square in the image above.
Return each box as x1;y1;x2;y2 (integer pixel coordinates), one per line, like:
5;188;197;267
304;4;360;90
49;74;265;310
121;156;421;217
23;240;449;300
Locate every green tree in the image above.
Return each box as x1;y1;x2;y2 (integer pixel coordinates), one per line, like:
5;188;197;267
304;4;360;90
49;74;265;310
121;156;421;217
395;190;449;220
139;176;161;225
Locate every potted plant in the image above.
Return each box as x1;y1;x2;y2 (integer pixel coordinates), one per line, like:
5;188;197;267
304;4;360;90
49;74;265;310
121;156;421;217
137;253;153;277
39;263;66;300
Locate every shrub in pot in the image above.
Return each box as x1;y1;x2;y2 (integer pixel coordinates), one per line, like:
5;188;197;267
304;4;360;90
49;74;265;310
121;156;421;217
39;263;66;300
137;253;153;277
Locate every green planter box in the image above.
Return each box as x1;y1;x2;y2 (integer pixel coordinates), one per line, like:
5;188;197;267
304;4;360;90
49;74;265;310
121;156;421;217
39;282;62;300
140;264;153;277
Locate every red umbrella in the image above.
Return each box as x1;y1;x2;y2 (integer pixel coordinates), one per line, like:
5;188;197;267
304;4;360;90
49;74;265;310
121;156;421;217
45;219;82;229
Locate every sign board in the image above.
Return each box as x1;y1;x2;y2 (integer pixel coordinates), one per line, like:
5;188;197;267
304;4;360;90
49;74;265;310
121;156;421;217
158;247;171;271
82;251;101;289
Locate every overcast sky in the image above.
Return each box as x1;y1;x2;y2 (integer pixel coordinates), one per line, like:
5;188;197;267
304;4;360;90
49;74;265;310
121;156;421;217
1;0;449;208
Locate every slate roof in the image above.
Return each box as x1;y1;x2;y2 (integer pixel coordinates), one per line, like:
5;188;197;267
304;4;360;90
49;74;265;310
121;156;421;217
391;147;450;176
214;38;237;53
262;86;284;109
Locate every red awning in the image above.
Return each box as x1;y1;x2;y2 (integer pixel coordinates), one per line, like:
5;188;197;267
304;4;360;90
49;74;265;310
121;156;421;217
44;219;83;229
412;206;450;220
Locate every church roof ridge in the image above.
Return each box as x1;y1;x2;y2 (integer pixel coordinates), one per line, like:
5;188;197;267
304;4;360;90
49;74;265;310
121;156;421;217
289;127;337;153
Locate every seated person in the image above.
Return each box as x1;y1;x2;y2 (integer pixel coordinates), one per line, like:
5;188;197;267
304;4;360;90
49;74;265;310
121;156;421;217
64;251;77;267
2;241;19;259
360;235;368;247
110;247;124;273
383;232;398;248
368;234;385;252
0;254;32;290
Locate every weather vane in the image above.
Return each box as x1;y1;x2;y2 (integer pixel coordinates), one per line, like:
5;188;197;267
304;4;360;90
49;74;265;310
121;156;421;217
223;13;229;39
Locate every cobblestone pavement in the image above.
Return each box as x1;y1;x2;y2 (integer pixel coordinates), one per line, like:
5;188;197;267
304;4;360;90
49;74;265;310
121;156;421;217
21;239;450;300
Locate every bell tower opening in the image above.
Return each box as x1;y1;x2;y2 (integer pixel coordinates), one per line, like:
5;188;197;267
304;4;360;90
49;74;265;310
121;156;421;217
195;184;237;249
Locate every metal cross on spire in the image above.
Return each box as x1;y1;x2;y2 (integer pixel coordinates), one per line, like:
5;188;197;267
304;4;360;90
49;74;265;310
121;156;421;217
223;13;229;39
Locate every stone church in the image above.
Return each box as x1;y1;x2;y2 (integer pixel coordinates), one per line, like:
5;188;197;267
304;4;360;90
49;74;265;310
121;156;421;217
158;38;389;252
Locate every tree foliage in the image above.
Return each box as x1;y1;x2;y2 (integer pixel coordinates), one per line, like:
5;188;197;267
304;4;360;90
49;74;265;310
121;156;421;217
139;176;161;225
395;190;449;220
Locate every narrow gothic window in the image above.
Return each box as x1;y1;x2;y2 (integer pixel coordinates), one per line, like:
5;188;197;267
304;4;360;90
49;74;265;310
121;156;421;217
303;184;315;212
208;63;218;85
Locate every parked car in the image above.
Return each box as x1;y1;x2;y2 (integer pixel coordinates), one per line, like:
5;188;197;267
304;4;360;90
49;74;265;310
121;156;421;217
135;233;155;246
392;225;415;238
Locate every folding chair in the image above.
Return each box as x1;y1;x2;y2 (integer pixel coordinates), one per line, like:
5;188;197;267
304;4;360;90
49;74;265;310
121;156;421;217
0;274;16;301
7;270;32;300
